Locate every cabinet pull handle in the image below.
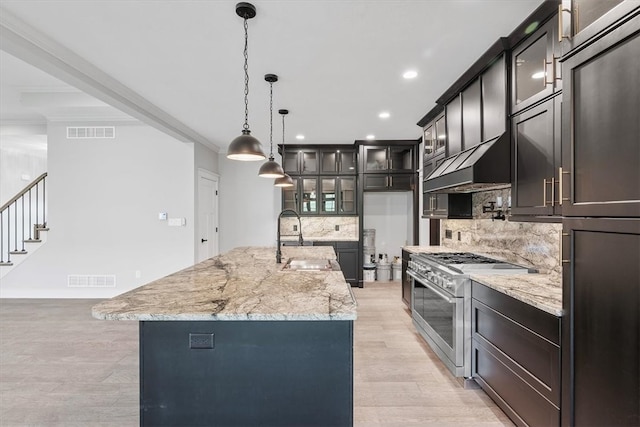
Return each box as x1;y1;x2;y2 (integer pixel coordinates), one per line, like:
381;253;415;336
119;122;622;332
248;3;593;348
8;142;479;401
389;175;393;187
551;177;555;207
543;178;548;207
560;231;570;264
544;57;559;86
388;158;392;170
558;167;563;206
560;167;570;204
558;4;572;42
385;176;389;188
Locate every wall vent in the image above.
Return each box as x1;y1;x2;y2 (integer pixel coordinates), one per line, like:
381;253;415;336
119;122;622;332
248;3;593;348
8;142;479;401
68;274;116;288
66;126;115;139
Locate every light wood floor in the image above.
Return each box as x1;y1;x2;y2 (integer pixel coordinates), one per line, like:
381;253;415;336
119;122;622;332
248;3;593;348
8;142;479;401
0;281;513;426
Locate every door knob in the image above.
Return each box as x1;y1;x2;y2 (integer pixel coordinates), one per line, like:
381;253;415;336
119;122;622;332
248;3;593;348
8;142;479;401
201;239;208;243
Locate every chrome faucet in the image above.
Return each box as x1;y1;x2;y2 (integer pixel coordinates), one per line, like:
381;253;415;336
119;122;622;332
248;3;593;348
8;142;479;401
276;209;303;263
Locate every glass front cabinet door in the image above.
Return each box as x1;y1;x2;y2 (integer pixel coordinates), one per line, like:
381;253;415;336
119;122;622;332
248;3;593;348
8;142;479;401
339;177;356;214
320;178;337;214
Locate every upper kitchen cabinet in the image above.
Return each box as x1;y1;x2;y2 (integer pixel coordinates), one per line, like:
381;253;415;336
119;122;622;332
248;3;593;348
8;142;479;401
319;177;357;215
282;176;320;215
429;39;509;159
559;0;636;53
511;95;562;220
511;16;563;114
358;140;418;192
280;144;359;215
363;145;414;173
421;106;446;161
283;149;318;175
560;7;640;217
445;96;463;156
320;149;357;175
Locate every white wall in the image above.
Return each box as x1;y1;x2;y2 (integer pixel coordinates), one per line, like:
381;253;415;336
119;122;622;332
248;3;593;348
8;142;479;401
193;142;219;258
218;156;281;252
0;122;195;298
0;130;47;205
363;192;412;261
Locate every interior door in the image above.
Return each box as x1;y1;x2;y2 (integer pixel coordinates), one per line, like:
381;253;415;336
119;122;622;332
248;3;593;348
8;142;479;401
197;170;219;263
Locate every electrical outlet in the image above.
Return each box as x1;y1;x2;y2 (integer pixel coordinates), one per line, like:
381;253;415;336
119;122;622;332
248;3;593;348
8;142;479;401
457;232;461;241
293;225;298;231
335;225;340;231
445;229;452;239
135;270;141;279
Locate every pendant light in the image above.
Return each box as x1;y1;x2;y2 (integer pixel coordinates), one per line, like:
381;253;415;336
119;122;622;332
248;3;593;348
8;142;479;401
227;2;266;161
258;74;286;178
274;109;294;187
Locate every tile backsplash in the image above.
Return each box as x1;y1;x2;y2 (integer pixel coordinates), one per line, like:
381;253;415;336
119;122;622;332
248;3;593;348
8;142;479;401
442;189;562;274
280;216;358;240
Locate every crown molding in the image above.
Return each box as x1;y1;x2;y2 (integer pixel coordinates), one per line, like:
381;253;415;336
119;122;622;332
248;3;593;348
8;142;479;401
0;6;220;153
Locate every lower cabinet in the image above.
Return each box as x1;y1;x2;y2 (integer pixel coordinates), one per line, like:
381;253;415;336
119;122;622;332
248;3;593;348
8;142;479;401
314;241;358;286
472;281;561;427
401;250;411;309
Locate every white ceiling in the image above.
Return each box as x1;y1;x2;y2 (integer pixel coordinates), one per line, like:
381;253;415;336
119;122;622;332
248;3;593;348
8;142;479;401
0;0;543;151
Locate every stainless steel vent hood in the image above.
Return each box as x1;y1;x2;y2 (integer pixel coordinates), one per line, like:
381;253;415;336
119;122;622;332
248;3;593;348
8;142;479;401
424;133;510;193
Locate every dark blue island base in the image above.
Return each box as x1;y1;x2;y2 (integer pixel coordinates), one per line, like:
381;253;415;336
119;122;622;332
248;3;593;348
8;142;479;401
140;320;354;427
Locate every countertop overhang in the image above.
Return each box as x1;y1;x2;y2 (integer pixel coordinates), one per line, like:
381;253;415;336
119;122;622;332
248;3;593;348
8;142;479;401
92;246;357;321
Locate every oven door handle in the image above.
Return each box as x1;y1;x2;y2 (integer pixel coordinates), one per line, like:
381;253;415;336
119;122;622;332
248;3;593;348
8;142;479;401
407;270;455;304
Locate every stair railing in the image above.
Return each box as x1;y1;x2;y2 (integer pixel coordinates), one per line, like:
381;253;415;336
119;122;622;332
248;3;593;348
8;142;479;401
0;173;48;266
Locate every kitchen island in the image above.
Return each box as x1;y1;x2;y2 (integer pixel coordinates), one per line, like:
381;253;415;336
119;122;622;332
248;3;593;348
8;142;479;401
92;246;357;427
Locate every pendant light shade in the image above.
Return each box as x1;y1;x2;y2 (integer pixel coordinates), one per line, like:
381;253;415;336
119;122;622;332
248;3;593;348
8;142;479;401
227;2;266;161
274;109;294;187
259;74;285;178
228;130;266;161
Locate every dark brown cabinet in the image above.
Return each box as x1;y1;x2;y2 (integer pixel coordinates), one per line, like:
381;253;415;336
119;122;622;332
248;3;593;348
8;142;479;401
511;16;562;114
559;0;635;53
283;149;318;175
319;177;356;215
482;54;507;141
314;241;359;286
361;143;416;191
320;149;357;175
363;145;414;173
511;95;563;219
445;95;463;156
423;113;446;160
282;145;359;215
462;78;482;149
560;11;640;218
472;281;561;427
422;154;472;219
561;218;640;426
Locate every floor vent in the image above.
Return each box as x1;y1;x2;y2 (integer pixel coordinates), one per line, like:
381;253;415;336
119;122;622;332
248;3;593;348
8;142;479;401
66;126;115;139
68;274;116;288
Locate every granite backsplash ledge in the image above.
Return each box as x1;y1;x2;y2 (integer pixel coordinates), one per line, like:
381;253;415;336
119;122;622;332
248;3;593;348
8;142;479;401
441;189;562;274
280;216;358;240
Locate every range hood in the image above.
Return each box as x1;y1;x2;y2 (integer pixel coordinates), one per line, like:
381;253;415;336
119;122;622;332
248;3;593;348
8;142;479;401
424;133;510;193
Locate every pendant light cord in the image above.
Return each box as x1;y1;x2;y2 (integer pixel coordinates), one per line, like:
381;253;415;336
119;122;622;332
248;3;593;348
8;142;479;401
243;15;250;131
269;81;274;157
281;113;286;157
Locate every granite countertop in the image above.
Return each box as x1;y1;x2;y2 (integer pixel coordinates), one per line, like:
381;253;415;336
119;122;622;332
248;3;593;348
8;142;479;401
92;246;357;321
402;245;562;317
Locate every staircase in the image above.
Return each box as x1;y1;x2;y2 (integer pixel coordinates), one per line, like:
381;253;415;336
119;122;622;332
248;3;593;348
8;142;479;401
0;173;48;279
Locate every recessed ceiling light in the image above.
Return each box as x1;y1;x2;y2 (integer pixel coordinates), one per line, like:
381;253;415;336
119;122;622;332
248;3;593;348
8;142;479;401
366;134;375;140
403;70;418;79
295;134;305;140
378;112;390;119
531;71;545;79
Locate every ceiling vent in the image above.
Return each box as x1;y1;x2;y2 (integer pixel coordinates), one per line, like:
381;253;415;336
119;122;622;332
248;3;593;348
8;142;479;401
68;274;116;288
67;126;115;139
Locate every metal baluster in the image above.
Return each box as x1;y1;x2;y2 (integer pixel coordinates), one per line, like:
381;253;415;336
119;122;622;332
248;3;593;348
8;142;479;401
42;176;46;226
14;202;18;251
35;183;39;231
6;207;10;263
21;195;25;252
28;188;32;240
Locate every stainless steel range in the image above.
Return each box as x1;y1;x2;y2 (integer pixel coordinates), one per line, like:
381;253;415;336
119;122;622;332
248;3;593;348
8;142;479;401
407;252;533;378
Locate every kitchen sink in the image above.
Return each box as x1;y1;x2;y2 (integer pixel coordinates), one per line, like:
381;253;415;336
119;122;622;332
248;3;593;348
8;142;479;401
281;259;340;271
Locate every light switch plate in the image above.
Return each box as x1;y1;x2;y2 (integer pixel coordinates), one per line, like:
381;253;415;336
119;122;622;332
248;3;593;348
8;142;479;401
158;212;167;221
168;218;186;227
